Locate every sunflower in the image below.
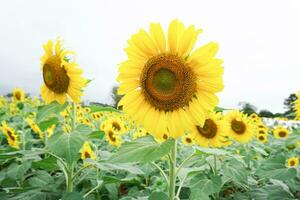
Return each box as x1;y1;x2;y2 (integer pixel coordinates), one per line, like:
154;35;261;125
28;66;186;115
40;39;86;104
25;118;44;139
0;122;20;149
287;157;299;168
46;125;56;138
273;126;289;139
190;112;227;148
83;107;91;113
91;112;103;120
294;93;300;120
224;110;255;144
133;127;148;139
182;134;194;145
0;96;7;107
80;142;96;160
117;19;224;138
249;113;262;123
257;134;267;143
12;88;25;102
104;128;122;147
104;117;127;134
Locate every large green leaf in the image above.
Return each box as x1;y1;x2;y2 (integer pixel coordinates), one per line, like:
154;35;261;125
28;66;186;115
32;156;58;171
27;171;54;187
108;136;174;163
89;160;144;174
222;160;248;185
90;104;120;113
6;161;31;180
36;101;68;122
190;175;222;200
47;131;86;164
255;156;297;181
149;192;169;200
38;117;59;131
196;147;228;156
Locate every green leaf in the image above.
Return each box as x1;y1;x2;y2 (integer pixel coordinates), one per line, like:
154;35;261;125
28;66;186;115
223;160;248;185
75;124;93;135
6;161;31;180
196;147;228;156
28;171;54;187
47;131;86;164
38;117;59;131
90;160;144;174
62;192;84;200
90;104;120;113
36;101;68;122
149;192;169;200
190;176;222;200
255;156;297;181
88;131;105;139
32;156;58;171
108;136;174;163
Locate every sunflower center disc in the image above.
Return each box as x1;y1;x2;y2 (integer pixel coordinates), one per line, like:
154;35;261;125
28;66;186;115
141;53;196;111
231;119;246;134
15;92;21;100
290;161;295;166
84;152;91;158
43;56;70;94
278;131;286;137
196;119;217;139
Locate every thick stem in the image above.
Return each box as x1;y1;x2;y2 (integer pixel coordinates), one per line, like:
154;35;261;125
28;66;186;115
66;163;74;192
169;140;177;200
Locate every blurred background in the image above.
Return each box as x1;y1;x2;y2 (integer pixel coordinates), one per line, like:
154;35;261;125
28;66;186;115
0;0;299;116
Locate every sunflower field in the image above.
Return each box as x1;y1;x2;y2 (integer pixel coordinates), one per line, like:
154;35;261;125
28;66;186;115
0;19;300;200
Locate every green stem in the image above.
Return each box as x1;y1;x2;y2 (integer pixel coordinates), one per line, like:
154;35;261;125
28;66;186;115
175;153;194;177
151;162;169;186
66;163;74;192
83;181;102;198
71;102;77;131
213;155;217;175
169;140;177;200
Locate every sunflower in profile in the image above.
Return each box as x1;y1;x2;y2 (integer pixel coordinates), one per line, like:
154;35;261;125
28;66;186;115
80;142;96;161
190;112;227;148
273;126;289;139
287;157;299;168
294;93;300;120
40;39;86;104
12;88;25;102
117;19;224;138
104;117;127;135
224;110;255;144
0;121;20;149
25;118;44;139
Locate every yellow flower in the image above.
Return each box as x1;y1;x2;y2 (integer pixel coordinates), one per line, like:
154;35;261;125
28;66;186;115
104;128;122;147
83;107;91;113
287;157;299;168
297;140;300;148
257;134;267;143
80;142;96;160
104;117;127;135
25;118;44;139
0;121;20;149
133;128;148;139
182;134;194;145
117;19;224;139
91;112;103;120
273;126;289;139
46;125;56;137
224;110;255;144
249;113;262;123
190;112;227;148
40;39;86;104
12;88;25;102
62;124;72;134
0;96;7;107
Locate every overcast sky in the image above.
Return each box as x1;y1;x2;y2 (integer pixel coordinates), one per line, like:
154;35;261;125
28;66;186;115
0;0;299;113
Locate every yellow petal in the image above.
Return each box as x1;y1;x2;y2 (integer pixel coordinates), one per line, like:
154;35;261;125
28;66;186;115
150;23;166;53
168;19;184;53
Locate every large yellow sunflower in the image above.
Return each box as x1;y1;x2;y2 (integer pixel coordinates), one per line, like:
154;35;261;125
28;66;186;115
40;39;86;104
190;112;227;148
273;126;290;139
117;19;224;138
224;110;255;144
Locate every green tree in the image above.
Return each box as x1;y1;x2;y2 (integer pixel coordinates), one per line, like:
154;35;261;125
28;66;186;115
111;86;123;108
259;109;274;118
238;102;257;115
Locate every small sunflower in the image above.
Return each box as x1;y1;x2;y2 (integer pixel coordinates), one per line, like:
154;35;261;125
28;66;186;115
117;19;224;138
104;117;127;134
25;118;44;139
182;134;194;145
80;142;96;160
249;113;262;123
0;96;7;107
40;39;86;104
224;110;255;144
287;157;299;168
273;126;289;139
133;127;148;139
190;112;227;148
46;125;56;138
104;128;122;147
62;124;72;134
83;107;91;113
0;121;20;149
91;112;103;120
12;88;25;102
257;134;267;143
